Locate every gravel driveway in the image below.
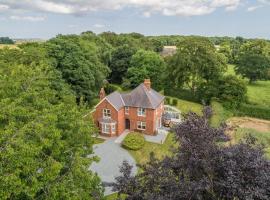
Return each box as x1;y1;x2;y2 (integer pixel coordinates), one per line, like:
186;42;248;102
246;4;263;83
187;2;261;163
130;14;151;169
89;138;137;195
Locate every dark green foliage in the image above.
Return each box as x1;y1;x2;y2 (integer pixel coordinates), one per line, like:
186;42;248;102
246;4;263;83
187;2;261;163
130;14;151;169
165;97;171;105
46;34;110;103
172;98;178;106
109;45;137;84
122;133;145;151
198;75;247;107
0;37;14;44
113;108;270;199
235;40;270;82
166;37;227;94
235;104;270;120
0;48;103;199
125;49;165;90
104;84;120;94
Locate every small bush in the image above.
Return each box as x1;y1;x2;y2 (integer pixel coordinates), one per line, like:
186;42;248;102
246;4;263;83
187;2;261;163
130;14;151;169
172;98;178;106
104;84;120;94
122;133;145;151
165;97;171;105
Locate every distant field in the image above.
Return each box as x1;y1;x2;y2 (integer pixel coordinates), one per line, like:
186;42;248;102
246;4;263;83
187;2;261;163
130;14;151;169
226;65;270;107
247;81;270;107
0;44;18;49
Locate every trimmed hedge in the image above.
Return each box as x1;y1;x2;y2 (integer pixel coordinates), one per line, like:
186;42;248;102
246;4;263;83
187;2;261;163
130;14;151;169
172;98;178;106
122;133;145;151
235;103;270;120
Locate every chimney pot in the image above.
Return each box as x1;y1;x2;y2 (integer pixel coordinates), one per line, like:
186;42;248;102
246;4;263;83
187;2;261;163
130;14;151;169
99;87;106;100
144;79;151;90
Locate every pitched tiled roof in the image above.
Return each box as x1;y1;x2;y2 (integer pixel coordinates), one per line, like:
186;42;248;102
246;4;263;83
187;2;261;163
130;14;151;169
106;91;125;110
104;84;164;110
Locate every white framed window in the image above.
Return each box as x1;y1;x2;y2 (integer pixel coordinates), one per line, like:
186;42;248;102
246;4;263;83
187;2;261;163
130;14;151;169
137;121;146;130
102;123;110;134
111;124;116;133
137;108;146;116
103;109;111;118
125;106;129;115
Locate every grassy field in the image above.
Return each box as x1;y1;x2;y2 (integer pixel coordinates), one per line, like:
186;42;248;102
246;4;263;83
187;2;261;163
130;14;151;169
231;127;270;158
128;133;177;165
247;81;270;107
0;44;18;49
166;96;203;115
226;64;270;107
210;101;233;127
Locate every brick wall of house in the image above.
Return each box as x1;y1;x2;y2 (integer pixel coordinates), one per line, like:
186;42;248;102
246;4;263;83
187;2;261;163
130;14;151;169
125;107;155;135
93;99;119;136
117;107;126;135
93;99;165;136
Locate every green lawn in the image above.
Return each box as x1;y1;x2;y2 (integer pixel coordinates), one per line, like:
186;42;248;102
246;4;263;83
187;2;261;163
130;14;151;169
247;81;270;107
231;128;270;159
105;193;126;200
166;96;203;115
210;101;233;127
128;133;177;165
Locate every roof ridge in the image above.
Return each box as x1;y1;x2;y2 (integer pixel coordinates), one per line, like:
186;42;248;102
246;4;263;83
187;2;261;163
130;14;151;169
141;84;155;108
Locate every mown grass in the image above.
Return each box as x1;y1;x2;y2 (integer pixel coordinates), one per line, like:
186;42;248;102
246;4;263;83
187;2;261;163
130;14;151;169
247;81;270;107
128;133;177;165
231;128;270;159
105;193;126;200
210;101;233;127
166;96;203;115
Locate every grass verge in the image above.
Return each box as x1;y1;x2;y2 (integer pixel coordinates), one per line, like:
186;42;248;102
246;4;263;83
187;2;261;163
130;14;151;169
128;133;177;166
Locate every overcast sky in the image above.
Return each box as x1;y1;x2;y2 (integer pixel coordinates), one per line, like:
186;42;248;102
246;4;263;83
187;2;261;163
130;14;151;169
0;0;269;39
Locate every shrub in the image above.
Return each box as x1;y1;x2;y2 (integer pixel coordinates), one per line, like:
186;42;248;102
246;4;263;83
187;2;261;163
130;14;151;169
235;103;270;120
198;75;247;107
165;97;171;105
122;133;145;151
104;84;120;94
172;98;178;106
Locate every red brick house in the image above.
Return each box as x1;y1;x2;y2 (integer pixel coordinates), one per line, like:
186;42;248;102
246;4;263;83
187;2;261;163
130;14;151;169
92;79;165;137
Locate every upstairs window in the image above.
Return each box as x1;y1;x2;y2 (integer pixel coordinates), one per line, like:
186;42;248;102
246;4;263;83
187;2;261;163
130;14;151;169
125;106;129;115
103;109;111;118
137;108;146;117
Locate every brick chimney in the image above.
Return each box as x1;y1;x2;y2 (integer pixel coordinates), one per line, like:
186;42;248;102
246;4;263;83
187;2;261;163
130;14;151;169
144;79;151;90
99;87;106;100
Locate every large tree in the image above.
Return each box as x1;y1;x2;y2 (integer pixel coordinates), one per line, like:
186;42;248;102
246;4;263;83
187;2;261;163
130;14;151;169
166;37;227;94
0;48;103;199
235;40;270;83
46;34;110;103
109;45;137;84
113;108;270;199
125;49;165;91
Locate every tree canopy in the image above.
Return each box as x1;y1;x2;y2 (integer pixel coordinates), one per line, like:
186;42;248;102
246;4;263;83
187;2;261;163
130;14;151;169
46;34;110;103
166;37;227;94
0;47;103;199
0;37;14;44
236;40;270;82
125;49;165;91
113;108;270;199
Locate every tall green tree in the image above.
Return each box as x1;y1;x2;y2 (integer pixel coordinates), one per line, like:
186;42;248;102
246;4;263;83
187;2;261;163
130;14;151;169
0;48;103;199
125;49;165;90
235;40;270;82
166;37;227;94
46;34;110;103
109;45;137;84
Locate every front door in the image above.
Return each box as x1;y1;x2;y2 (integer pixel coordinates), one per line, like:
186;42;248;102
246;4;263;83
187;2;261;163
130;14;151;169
125;119;130;129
